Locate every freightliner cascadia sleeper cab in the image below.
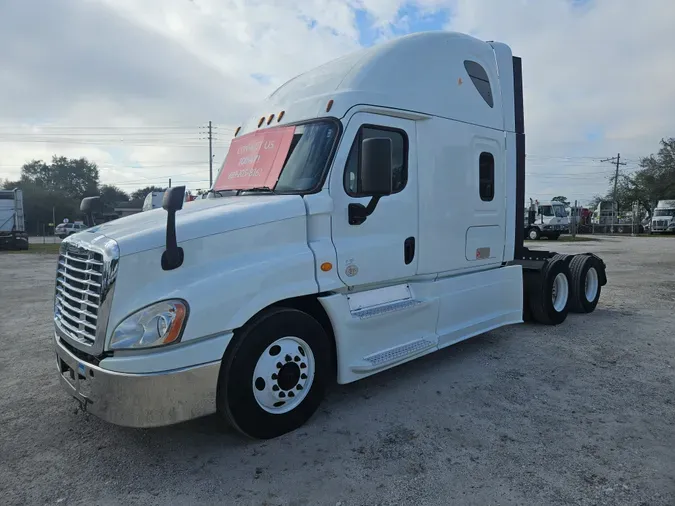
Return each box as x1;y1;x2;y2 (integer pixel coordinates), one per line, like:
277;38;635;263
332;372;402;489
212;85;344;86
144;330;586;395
53;31;607;439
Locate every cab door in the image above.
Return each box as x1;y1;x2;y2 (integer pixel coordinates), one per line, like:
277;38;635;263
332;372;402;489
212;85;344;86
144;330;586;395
329;112;418;288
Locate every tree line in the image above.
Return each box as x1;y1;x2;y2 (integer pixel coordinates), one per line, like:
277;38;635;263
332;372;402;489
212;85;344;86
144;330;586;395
596;137;675;217
2;138;673;233
1;156;165;234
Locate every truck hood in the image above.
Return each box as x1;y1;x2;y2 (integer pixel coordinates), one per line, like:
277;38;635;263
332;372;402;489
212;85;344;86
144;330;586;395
81;195;307;256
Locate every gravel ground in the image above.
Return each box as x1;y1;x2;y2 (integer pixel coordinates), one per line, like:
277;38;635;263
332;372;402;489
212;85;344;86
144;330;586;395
1;236;674;506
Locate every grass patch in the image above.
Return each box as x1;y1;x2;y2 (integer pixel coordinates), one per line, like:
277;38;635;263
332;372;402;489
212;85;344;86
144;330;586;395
1;243;61;254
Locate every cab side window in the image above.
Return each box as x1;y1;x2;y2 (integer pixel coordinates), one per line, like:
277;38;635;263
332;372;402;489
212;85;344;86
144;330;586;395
344;125;408;196
479;152;494;202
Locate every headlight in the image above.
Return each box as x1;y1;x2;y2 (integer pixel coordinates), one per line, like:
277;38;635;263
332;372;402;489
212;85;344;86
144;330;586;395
110;299;188;350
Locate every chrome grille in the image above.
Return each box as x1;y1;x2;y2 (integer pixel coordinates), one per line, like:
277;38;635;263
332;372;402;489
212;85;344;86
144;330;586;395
54;239;118;351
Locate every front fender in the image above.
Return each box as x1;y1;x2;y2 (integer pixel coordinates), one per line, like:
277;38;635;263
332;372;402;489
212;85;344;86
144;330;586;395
106;216;318;350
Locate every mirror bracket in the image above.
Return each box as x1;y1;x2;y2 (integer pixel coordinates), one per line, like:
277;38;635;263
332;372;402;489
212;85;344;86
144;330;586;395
348;196;382;226
161;186;185;271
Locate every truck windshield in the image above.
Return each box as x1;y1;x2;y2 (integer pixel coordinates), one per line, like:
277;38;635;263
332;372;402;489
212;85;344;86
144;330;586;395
539;206;553;217
654;209;673;217
554;206;566;218
213;119;339;195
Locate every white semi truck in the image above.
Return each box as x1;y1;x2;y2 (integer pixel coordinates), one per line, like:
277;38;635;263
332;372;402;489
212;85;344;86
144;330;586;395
0;188;28;250
524;199;568;240
53;32;608;440
650;199;675;234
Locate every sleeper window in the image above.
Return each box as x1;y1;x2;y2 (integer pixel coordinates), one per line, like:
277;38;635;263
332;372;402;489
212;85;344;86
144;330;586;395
464;61;494;108
479;152;494;201
344;126;407;196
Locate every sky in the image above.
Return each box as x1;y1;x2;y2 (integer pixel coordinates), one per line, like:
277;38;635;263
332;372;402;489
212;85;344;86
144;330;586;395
1;0;674;205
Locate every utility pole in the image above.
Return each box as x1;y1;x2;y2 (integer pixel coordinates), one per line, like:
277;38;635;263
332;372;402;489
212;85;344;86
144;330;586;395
169;178;172;188
600;153;627;233
208;121;213;187
572;200;577;238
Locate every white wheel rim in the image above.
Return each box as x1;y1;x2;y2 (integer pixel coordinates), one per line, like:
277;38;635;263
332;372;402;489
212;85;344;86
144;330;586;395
252;336;315;414
529;230;538;240
551;272;569;312
585;267;599;302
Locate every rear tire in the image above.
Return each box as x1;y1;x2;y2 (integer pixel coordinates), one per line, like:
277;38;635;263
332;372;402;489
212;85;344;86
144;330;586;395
568;255;602;313
217;307;331;440
526;258;571;325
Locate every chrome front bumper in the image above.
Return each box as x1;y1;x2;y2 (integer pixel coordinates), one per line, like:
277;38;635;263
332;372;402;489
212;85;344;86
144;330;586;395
54;336;221;428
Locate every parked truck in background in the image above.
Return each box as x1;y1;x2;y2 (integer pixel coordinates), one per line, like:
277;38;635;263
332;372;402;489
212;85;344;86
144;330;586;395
0;189;28;250
650;200;675;234
591;200;640;234
143;190;195;211
524;199;568;240
53;31;608;440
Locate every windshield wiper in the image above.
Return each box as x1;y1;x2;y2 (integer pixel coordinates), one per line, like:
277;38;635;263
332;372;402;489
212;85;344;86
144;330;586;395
236;186;278;195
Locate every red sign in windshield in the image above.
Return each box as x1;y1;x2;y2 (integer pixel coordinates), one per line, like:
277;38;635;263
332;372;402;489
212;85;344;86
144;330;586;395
214;126;296;191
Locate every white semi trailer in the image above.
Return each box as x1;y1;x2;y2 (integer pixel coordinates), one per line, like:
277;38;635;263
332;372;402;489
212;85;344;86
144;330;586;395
0;188;28;250
53;31;608;440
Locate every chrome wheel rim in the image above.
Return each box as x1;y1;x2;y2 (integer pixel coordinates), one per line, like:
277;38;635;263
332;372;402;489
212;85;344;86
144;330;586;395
252;336;315;414
551;272;569;312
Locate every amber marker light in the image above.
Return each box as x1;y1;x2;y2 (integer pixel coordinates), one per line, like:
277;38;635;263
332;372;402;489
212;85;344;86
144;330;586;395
234;126;241;137
267;114;275;125
326;99;334;112
320;262;333;272
277;110;285;122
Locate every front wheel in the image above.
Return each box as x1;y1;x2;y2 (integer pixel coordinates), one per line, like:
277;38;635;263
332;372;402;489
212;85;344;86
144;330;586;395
217;307;332;439
527;227;541;240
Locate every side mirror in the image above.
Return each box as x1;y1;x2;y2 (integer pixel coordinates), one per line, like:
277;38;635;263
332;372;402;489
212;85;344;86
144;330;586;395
359;137;393;196
80;196;101;226
162;186;186;211
161;186;186;271
80;196;101;213
348;137;393;226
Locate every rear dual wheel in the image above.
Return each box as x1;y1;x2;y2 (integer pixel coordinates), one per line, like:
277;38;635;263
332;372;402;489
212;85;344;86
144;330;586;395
568;255;601;313
526;258;571;325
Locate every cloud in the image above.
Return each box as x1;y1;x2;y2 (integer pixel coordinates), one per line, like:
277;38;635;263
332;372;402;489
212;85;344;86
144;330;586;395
444;0;675;200
0;0;673;204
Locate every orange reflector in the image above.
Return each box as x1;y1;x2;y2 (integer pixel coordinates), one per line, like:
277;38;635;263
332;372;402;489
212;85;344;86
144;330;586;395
278;110;285;122
320;262;333;272
257;117;265;128
267;114;275;125
234;126;241;137
326;99;334;112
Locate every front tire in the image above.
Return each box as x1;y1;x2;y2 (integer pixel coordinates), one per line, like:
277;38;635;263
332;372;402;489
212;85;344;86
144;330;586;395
527;227;541;240
217;307;331;439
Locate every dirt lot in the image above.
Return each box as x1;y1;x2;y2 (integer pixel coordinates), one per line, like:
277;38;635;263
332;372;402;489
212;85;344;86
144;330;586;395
1;236;674;506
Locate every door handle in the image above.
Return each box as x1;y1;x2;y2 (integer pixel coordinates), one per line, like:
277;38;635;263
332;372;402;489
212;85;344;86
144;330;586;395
404;237;415;265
